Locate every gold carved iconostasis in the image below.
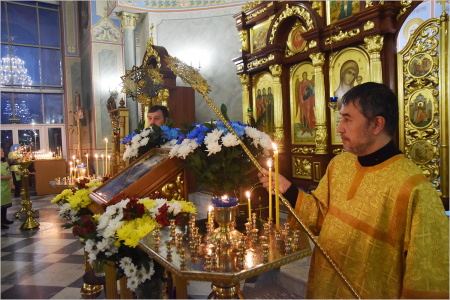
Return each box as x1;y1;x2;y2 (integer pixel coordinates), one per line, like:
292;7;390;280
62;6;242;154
233;1;449;209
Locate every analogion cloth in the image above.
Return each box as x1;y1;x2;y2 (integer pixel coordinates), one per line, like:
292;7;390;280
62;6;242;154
290;152;449;299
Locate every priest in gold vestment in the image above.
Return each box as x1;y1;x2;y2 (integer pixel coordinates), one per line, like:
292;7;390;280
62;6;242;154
259;82;449;299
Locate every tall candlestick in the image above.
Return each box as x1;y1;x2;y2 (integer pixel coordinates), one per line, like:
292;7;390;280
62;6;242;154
95;154;99;178
208;205;212;224
246;191;251;220
104;138;108;175
69;161;73;180
273;143;280;231
108;155;111;176
101;154;104;177
86;153;89;176
268;159;272;221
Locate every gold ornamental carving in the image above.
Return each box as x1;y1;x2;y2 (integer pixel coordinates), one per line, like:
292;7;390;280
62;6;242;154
311;1;322;17
242;1;262;12
238;30;248;52
117;12;139;31
333;148;345;155
397;0;413;20
237;64;244;71
238;74;250;89
315;125;328;154
398;19;442;189
246;7;267;21
310;52;325;67
325;28;360;45
247;54;275;69
291;147;315;154
308;40;317;49
269;64;282;78
363;34;384;53
269;4;314;44
293;156;312;179
364;21;375;31
161;173;185;200
365;1;374;7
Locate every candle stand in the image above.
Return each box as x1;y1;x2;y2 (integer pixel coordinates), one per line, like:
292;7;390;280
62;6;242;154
139;215;311;299
13;161;40;230
206;205;243;246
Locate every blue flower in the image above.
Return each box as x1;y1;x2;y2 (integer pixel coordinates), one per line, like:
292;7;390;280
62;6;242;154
186;125;210;144
230;121;246;138
161;126;179;141
176;132;186;145
121;132;136;144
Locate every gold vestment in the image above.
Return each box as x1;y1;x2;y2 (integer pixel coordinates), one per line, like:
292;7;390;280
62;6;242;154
290;153;449;299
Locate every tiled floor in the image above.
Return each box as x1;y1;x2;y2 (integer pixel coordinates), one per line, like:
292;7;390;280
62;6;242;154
1;194;305;299
1;194;87;299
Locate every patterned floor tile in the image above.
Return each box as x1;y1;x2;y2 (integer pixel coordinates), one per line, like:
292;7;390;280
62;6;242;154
19;263;85;287
1;284;65;299
50;287;83;299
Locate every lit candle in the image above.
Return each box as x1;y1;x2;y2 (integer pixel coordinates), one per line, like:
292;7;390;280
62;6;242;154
104;138;108;175
208;205;212;224
95;154;99;177
69;161;73;179
108;155;111;176
268;159;272;221
101;154;104;177
86;153;89;176
273;142;280;231
246;191;251;220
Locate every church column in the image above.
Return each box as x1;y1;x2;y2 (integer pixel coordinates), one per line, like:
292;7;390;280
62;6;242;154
310;52;327;154
364;34;384;83
238;74;250;123
118;12;140;133
269;64;284;152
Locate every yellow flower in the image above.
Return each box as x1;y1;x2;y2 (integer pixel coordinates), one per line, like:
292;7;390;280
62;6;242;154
138;198;157;211
116;215;158;247
92;214;101;221
178;200;197;214
51;189;73;203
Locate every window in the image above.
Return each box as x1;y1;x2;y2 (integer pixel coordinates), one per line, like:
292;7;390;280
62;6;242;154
1;1;65;156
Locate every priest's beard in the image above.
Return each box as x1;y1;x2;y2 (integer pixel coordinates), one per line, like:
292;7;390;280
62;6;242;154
341;123;375;156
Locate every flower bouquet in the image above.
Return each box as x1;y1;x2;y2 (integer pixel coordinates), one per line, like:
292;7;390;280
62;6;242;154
121;124;179;160
169;120;272;194
52;182;197;296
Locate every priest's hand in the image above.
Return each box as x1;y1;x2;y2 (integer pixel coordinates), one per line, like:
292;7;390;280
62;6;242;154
258;168;291;194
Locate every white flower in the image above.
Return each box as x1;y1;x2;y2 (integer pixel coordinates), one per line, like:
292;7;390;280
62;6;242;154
131;142;140;150
169;144;181;158
177;139;195;159
168;201;182;216
140;128;152;137
206;142;222;156
120;257;133;270
139;137;150;147
204;129;223;145
131;134;142;143
221;132;240;147
97;238;112;251
259;135;272;151
123;146;134;160
127;276;140;291
244;126;261;140
124;262;137;278
161;139;177;149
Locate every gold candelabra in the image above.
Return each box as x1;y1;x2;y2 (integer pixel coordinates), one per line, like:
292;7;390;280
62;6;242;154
13;160;39;230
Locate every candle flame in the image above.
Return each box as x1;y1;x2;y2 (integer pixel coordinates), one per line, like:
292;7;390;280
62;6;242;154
208;205;213;213
95;154;98;158
267;159;272;168
86;153;88;157
101;154;104;158
108;155;110;159
246;191;250;199
69;161;72;165
104;138;108;142
272;142;278;152
221;195;228;200
72;155;75;160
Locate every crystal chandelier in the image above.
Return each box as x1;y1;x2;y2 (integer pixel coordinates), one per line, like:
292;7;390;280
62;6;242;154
0;55;33;87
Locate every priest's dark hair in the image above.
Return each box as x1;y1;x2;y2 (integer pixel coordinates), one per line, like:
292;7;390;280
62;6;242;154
341;82;398;137
148;105;169;121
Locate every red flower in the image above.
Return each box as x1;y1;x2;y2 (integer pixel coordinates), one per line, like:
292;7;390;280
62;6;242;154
156;204;170;226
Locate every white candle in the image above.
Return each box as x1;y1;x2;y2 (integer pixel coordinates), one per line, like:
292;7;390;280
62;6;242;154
246;191;251;220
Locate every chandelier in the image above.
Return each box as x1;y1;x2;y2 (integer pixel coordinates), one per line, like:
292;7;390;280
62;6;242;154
0;55;33;87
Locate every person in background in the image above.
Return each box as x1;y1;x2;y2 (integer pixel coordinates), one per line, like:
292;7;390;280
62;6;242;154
147;105;169;127
8;144;21;197
1;147;14;229
258;82;449;298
